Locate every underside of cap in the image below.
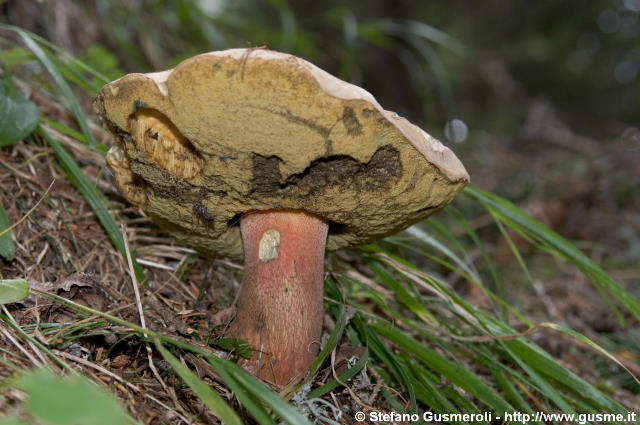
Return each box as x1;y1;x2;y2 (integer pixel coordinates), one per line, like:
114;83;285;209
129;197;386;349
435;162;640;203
95;48;469;261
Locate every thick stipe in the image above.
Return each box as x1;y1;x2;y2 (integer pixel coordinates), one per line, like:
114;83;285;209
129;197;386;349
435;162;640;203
230;210;328;386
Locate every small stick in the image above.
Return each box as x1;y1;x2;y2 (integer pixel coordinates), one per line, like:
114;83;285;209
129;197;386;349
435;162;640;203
0;179;55;238
0;322;43;368
121;224;167;393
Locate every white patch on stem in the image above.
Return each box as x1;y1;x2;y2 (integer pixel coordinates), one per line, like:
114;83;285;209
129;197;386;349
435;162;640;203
259;229;281;263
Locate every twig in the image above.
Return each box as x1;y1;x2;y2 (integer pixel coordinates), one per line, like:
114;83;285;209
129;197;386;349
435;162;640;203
0;179;55;238
136;258;175;271
330;349;377;413
1;305;48;366
121;224;168;393
0;323;43;368
368;366;384;406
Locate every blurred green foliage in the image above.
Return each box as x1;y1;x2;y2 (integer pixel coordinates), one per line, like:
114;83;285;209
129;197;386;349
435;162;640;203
3;0;637;139
1;369;135;425
0;79;39;145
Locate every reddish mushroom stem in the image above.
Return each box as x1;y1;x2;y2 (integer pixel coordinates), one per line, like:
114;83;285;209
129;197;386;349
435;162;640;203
230;210;329;386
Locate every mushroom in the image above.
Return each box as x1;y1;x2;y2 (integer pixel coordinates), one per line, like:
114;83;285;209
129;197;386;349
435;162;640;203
94;48;469;386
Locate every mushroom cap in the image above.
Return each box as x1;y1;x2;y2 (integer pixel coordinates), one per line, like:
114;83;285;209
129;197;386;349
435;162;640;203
95;48;469;261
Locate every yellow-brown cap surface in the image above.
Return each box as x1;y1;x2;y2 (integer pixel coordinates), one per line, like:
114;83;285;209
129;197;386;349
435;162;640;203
95;48;469;260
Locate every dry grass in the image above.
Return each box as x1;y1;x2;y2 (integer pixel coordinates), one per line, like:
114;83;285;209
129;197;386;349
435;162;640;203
0;140;219;422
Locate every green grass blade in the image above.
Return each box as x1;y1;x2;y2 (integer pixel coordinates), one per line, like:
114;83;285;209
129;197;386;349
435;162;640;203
365;258;437;325
307;303;347;378
368;23;456;118
213;362;276;425
0;312;73;373
40;116;95;148
0;205;16;261
406;362;464;420
492;214;533;282
440;386;480;416
47;51;101;94
501;340;576;414
156;342;243;425
37;125;145;282
268;0;297;51
0;44;35;68
544;323;639;386
371;18;466;54
14;28;100;149
401;225;482;284
206;356;314;425
307;348;369;398
504;338;635;412
492;370;537;420
427;218;480;276
464;186;640;322
0;24;111;84
353;316;418;411
372;322;513;413
480;314;633;413
447;207;505;316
